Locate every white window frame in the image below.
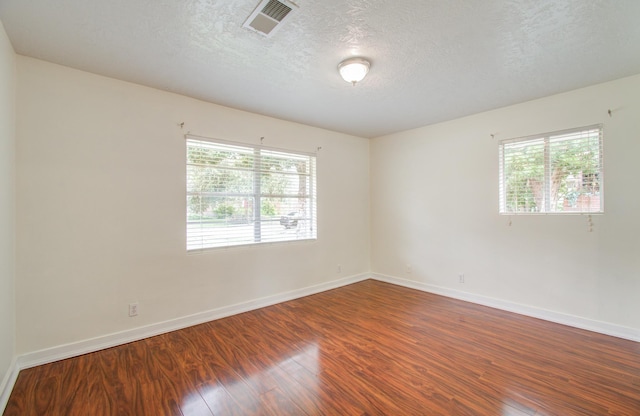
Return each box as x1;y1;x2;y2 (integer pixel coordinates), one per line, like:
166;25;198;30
186;135;317;251
499;125;604;215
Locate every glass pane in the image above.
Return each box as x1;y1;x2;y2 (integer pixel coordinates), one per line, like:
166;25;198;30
259;197;315;243
187;196;255;249
502;141;544;213
549;129;601;212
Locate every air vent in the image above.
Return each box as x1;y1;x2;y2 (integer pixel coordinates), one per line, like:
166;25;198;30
242;0;298;37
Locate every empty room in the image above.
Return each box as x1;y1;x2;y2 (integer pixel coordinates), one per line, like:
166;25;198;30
1;0;639;414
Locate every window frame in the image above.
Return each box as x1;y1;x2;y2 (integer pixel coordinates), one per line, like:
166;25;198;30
498;125;604;215
186;135;317;251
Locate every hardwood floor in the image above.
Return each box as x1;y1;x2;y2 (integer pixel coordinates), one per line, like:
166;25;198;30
4;280;640;415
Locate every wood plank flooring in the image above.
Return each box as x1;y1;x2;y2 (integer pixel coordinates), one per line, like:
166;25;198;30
4;280;640;415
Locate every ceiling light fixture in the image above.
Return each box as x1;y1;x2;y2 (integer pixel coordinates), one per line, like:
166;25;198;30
338;58;370;86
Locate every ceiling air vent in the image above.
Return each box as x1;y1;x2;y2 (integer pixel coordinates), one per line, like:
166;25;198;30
242;0;298;37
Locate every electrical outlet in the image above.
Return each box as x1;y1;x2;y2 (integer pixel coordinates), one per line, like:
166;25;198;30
458;273;465;283
129;303;138;317
337;264;342;273
406;264;412;274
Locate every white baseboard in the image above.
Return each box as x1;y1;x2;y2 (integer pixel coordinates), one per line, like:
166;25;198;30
372;273;640;343
17;273;370;370
0;356;19;413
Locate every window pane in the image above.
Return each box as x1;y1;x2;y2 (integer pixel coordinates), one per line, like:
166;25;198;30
187;141;254;196
187;196;255;249
259;197;315;243
548;129;602;212
502;140;544;213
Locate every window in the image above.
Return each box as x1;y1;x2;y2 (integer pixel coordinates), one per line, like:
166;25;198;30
186;136;316;250
499;125;603;214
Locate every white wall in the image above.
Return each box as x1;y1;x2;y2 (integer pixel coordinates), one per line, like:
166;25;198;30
16;56;370;354
371;74;640;333
0;19;16;394
12;51;640;359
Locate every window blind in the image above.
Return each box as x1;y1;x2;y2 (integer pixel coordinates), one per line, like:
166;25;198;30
499;125;603;214
186;136;317;250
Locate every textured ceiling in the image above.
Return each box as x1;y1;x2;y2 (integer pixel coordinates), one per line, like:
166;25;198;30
1;0;640;138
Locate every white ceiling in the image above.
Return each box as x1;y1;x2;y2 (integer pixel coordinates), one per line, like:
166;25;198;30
1;0;639;138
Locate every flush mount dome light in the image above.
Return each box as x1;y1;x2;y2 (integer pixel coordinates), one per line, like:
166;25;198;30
338;58;370;86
